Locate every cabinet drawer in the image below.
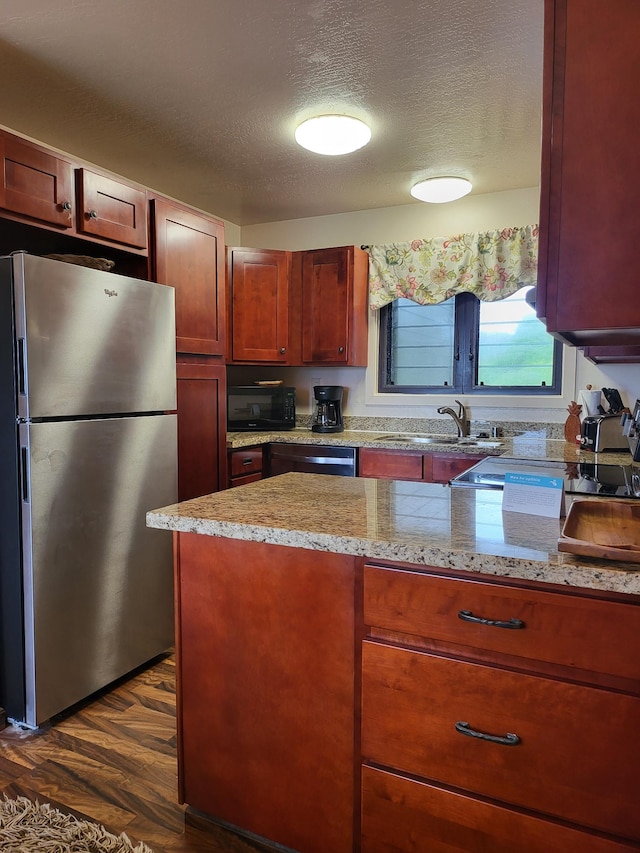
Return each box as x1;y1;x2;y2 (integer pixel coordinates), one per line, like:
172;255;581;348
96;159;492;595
229;472;262;488
362;642;640;839
362;766;636;853
229;448;263;477
364;564;640;683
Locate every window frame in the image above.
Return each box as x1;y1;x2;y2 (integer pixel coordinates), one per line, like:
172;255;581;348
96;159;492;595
378;292;563;396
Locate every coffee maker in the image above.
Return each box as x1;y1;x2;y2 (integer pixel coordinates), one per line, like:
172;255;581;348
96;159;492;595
311;385;344;433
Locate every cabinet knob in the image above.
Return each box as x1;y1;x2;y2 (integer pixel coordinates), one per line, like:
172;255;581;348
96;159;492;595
61;200;72;211
280;347;286;354
88;209;98;220
338;346;344;353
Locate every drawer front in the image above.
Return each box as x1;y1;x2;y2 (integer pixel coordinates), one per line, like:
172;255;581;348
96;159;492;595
364;564;640;683
229;472;262;488
230;448;263;477
358;448;424;480
362;766;636;853
362;642;640;839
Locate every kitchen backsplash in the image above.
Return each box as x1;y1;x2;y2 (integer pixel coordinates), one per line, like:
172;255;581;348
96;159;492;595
295;413;565;440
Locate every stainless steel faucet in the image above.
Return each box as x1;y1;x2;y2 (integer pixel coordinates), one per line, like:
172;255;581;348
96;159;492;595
437;399;470;437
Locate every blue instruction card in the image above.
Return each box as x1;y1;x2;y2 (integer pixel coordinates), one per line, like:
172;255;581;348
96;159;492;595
502;471;565;518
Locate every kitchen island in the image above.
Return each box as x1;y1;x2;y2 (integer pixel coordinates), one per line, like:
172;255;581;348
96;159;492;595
147;474;640;853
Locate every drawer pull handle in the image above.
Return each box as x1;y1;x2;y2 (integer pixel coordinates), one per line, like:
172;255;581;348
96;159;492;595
242;458;253;465
458;609;525;629
455;721;520;746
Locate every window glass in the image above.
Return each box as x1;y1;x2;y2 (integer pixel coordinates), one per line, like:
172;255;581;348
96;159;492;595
390;298;455;387
380;286;561;394
478;287;556;387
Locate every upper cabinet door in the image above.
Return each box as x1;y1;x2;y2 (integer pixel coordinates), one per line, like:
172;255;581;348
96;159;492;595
228;247;292;363
538;0;640;346
0;133;74;229
300;246;369;366
151;199;226;356
77;169;148;249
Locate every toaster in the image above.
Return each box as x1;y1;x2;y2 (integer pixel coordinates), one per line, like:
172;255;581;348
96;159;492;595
580;414;627;452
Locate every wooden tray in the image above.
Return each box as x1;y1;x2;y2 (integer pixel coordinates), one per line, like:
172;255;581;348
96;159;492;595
558;499;640;562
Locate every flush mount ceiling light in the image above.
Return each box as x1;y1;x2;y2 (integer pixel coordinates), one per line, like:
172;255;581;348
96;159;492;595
410;176;473;203
294;115;371;155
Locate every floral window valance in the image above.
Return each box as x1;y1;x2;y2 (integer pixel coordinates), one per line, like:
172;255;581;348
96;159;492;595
366;224;538;310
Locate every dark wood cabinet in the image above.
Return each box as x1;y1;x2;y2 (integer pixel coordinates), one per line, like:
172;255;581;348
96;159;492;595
176;359;227;501
300;245;369;366
361;562;640;850
228;446;263;487
0;132;149;255
227;247;293;362
227;244;368;366
152;199;226;357
175;534;356;853
359;447;483;483
77;169;147;249
538;0;640;348
0;132;74;229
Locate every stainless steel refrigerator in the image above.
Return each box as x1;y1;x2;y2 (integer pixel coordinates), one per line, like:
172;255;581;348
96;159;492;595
0;252;177;728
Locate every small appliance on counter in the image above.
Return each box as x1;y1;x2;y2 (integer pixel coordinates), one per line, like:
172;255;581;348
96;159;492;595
623;399;640;462
311;385;344;433
227;385;296;431
579;413;628;452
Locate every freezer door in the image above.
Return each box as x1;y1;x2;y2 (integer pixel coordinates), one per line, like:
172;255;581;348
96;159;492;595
19;414;177;727
12;253;176;419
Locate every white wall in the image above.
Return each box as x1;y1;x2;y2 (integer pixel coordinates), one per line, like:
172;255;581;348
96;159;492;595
237;188;640;422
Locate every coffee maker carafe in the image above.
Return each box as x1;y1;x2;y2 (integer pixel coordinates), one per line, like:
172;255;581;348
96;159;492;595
312;385;344;433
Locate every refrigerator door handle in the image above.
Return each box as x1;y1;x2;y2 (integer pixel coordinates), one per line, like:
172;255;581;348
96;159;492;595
20;446;30;502
17;337;26;396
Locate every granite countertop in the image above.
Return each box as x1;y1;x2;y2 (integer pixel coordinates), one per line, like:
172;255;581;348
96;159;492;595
228;427;635;466
147;472;640;597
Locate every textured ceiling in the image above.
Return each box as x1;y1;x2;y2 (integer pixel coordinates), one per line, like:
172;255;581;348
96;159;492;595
0;0;543;226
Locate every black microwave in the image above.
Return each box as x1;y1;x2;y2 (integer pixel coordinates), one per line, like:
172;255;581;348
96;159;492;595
227;385;296;431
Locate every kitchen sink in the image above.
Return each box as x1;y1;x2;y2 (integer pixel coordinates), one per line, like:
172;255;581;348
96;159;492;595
374;434;459;444
373;434;502;448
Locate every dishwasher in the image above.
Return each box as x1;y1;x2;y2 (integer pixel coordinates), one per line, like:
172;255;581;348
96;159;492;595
268;442;356;477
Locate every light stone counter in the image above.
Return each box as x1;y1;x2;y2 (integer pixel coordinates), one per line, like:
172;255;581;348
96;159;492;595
147;472;640;597
227;428;634;466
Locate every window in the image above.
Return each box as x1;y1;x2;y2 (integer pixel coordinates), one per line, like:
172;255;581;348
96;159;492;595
378;286;562;394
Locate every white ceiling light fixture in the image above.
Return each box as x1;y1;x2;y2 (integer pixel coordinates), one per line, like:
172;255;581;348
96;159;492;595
410;176;473;203
294;115;372;155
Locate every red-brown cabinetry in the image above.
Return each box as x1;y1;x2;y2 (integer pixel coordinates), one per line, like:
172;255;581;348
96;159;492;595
152;199;226;356
359;447;484;483
77;168;147;249
300;245;368;366
361;563;640;851
0;132;74;229
227;244;368;366
227;247;293;363
152;199;227;500
538;0;640;352
175;534;357;853
175;359;227;501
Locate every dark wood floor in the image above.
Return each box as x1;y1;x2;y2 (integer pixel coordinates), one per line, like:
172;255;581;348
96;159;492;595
0;656;273;852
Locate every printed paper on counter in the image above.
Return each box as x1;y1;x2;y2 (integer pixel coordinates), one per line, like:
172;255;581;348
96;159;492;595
502;471;565;518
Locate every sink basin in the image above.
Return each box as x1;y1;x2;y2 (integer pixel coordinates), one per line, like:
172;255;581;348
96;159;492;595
373;434;502;448
374;434;460;445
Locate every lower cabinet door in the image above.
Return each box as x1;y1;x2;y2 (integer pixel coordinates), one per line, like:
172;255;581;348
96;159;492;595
176;358;227;500
361;642;640;841
362;766;637;853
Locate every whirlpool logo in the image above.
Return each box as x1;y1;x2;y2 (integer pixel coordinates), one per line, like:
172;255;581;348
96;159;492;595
104;289;118;297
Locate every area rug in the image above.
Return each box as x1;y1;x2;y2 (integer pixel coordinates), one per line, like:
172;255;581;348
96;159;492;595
0;796;154;852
